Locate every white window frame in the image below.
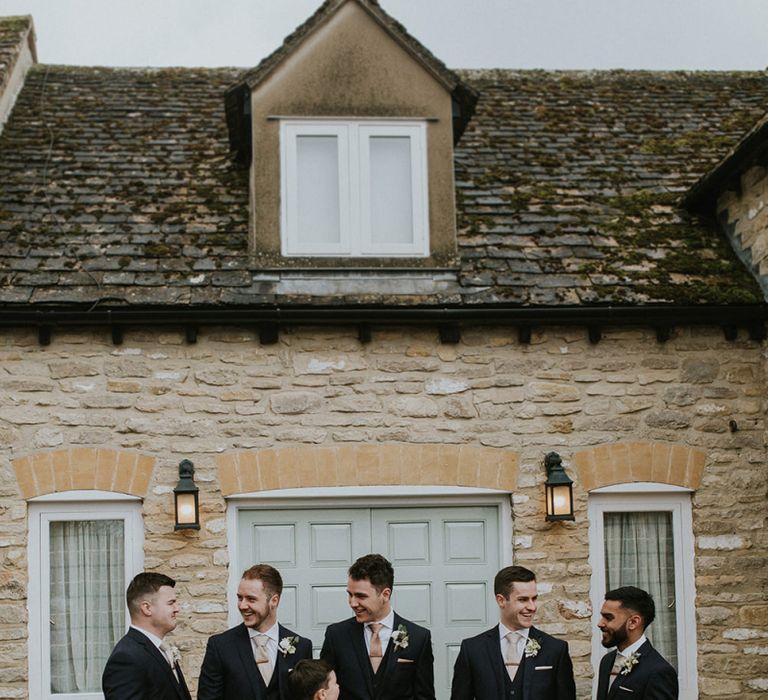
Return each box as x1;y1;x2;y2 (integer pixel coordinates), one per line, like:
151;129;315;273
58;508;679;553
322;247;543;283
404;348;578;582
280;119;429;257
28;492;144;700
588;484;698;700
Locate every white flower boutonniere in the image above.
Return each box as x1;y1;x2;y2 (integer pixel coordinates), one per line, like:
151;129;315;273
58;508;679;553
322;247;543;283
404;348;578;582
620;652;640;675
524;637;541;658
391;624;409;651
279;636;299;656
169;645;182;666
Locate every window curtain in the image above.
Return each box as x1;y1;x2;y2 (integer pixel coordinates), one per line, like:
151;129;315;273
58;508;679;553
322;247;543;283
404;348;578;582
49;520;125;693
603;511;677;669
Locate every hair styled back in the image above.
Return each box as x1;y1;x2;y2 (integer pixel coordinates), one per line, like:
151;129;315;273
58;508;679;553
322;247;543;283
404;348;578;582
605;586;656;628
286;659;332;700
242;563;284;598
493;566;536;599
126;572;176;616
348;554;394;593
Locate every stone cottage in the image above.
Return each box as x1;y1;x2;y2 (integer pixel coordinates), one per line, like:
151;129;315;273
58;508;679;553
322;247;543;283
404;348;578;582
0;1;766;698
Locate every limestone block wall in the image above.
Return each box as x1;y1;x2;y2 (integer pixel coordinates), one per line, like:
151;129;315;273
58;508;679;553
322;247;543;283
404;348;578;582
718;164;768;295
0;324;766;699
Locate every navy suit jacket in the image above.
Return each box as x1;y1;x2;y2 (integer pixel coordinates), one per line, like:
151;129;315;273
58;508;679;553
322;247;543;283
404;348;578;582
597;639;678;700
197;623;312;700
320;613;435;700
450;625;576;700
102;627;192;700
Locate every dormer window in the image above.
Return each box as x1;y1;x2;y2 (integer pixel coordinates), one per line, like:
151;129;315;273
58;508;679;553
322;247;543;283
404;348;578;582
280;119;429;257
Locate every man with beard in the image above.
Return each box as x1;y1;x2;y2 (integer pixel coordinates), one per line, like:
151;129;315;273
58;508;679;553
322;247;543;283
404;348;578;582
450;565;575;700
596;586;678;700
198;564;312;700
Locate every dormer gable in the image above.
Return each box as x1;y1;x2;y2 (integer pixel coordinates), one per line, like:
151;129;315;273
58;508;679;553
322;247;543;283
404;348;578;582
225;0;477;268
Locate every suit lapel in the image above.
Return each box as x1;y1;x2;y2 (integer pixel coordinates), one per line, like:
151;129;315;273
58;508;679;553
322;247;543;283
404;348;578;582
234;624;265;699
377;613;403;689
350;619;375;699
484;626;506;696
521;627;543;699
127;628;188;699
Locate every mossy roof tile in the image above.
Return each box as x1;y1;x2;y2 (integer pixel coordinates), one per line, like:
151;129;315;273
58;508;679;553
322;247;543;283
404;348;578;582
0;65;767;308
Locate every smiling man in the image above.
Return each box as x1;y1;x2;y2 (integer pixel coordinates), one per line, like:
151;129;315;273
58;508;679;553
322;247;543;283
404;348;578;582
320;553;435;700
198;564;312;700
450;566;575;700
102;572;192;700
596;586;678;700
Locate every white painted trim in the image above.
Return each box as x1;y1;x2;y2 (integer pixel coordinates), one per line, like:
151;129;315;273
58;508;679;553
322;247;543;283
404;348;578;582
588;492;698;700
591;482;693;494
280;119;429;257
28;490;142;502
28;500;144;700
225;488;512;628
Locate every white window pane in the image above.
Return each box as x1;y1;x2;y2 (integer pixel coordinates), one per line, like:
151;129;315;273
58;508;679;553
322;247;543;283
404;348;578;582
49;520;125;693
297;135;341;245
604;511;678;669
369;136;413;245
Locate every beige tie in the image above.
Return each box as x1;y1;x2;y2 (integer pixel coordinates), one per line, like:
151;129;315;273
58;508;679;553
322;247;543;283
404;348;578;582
609;655;624;687
504;632;522;680
158;641;179;682
253;635;273;686
369;623;384;673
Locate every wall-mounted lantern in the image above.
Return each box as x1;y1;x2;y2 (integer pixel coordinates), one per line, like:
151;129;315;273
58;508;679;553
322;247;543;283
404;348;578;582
544;451;575;522
174;459;200;530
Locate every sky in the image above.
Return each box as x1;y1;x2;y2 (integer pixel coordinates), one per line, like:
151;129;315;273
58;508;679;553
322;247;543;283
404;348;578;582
1;0;767;71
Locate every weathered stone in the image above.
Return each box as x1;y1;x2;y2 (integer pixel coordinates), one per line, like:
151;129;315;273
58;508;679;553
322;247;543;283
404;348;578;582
270;391;322;414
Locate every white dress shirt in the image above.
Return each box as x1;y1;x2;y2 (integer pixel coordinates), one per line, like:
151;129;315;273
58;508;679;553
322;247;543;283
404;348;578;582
364;609;395;655
499;622;530;661
248;621;280;668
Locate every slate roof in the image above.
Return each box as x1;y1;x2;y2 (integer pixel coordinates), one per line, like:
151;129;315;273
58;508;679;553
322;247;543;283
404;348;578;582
0;16;32;97
1;64;767;310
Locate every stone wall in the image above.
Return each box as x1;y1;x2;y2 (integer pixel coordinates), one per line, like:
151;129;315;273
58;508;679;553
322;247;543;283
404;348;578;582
0;324;765;699
718;164;768;298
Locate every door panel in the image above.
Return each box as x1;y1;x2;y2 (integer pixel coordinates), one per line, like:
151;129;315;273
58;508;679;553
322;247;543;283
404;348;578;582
238;504;500;700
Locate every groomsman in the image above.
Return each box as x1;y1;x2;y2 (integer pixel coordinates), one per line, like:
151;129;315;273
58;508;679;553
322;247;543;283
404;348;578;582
102;572;192;700
198;564;313;700
321;553;436;700
596;586;678;700
450;565;575;700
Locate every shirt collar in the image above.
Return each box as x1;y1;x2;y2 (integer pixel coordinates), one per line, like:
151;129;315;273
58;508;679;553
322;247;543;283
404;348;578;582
247;621;280;642
498;622;530;641
130;624;164;649
367;609;395;630
618;634;647;659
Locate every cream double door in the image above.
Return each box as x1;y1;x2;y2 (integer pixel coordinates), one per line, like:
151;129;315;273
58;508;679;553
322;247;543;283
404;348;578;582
237;504;500;699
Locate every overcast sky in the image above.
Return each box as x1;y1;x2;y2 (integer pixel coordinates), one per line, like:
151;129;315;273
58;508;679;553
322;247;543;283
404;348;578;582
1;0;767;71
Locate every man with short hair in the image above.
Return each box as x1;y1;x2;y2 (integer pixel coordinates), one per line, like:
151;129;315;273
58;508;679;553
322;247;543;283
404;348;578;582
596;586;678;700
450;565;575;700
102;571;192;700
285;659;340;700
320;553;436;700
198;563;312;700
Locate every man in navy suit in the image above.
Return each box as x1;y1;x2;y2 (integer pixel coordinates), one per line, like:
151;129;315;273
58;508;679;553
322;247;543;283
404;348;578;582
596;586;678;700
450;565;575;700
320;553;435;700
102;572;192;700
198;563;313;700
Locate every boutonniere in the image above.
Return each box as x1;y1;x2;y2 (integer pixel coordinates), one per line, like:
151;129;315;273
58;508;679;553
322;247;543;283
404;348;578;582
524;637;541;658
391;624;409;651
620;652;640;675
278;636;299;656
169;645;182;666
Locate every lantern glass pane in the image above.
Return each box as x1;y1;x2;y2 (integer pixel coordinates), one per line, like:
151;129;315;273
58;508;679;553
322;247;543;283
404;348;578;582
550;484;572;516
176;493;197;525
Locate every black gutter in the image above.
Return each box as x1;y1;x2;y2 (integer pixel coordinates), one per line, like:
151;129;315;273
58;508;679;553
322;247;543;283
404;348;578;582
1;303;766;345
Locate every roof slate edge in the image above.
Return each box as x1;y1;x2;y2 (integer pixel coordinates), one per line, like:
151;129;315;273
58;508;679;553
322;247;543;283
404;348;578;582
683;110;768;215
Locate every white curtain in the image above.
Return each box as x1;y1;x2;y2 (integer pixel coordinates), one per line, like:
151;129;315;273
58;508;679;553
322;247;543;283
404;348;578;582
604;511;677;669
49;519;125;693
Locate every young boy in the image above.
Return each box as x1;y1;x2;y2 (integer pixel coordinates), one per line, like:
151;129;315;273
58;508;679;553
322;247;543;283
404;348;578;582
286;659;340;700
